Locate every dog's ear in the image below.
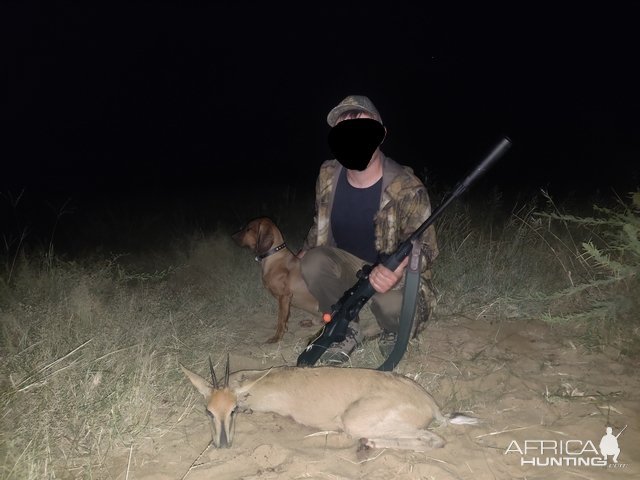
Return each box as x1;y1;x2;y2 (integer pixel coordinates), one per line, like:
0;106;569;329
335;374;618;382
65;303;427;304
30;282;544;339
256;221;274;254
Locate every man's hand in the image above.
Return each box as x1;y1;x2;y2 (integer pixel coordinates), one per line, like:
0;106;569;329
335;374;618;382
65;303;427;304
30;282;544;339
369;257;409;294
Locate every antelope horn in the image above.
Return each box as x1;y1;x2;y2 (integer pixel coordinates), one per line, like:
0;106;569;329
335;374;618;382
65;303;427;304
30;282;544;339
224;353;230;388
208;355;219;389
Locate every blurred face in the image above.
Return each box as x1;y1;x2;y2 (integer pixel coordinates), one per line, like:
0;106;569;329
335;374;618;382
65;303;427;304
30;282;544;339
328;112;386;171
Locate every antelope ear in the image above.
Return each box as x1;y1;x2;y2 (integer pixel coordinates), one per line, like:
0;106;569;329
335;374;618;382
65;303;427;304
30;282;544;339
181;365;214;399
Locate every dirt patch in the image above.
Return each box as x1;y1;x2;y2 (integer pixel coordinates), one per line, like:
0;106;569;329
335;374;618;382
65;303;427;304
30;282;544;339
111;310;639;479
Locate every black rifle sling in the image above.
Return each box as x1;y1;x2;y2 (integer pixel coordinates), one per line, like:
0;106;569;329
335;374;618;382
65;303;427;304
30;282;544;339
378;238;422;371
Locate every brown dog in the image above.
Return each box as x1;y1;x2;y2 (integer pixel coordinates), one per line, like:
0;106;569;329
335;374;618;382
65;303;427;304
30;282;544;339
232;218;319;343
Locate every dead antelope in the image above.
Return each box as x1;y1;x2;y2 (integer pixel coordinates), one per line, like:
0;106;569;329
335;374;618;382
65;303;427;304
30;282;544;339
181;358;477;451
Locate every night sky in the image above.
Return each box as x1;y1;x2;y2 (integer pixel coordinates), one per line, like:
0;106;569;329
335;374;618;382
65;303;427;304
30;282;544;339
3;3;639;233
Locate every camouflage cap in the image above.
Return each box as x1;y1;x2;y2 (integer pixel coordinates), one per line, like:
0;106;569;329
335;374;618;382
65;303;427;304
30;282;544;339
326;95;382;127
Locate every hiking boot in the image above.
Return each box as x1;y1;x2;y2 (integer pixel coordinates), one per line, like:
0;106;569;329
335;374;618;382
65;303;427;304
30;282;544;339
378;330;397;358
319;322;363;365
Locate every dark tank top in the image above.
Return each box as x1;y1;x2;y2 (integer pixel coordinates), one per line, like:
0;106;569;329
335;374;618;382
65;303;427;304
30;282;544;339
330;168;382;263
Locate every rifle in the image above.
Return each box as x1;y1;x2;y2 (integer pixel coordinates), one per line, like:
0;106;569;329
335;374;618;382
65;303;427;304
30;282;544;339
297;136;512;369
615;425;627;438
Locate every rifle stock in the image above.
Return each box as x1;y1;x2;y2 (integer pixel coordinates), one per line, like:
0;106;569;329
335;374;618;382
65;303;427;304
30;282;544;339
297;136;512;368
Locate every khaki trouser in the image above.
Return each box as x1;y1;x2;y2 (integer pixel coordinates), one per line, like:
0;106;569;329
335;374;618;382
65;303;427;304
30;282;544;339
300;246;405;335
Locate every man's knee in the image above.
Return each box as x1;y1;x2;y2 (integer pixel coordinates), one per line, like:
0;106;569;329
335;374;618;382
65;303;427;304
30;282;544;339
301;246;339;286
370;291;403;332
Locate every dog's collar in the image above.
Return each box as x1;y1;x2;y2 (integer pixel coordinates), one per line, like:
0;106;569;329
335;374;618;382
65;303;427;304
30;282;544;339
255;243;287;262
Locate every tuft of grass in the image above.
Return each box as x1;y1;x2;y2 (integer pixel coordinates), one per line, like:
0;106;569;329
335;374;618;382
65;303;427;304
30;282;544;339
0;232;271;479
428;189;639;352
529;190;640;350
433;193;568;320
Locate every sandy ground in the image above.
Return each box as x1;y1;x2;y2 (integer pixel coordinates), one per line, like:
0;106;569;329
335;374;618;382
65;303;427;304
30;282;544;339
112;309;639;480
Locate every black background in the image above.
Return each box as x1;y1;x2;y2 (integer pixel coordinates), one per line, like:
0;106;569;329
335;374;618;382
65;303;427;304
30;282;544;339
3;2;639;241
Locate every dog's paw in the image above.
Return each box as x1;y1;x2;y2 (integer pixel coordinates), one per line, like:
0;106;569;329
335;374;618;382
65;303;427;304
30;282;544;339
299;318;315;328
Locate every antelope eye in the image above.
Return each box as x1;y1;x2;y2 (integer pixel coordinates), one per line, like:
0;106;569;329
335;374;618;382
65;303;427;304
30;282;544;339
206;409;214;418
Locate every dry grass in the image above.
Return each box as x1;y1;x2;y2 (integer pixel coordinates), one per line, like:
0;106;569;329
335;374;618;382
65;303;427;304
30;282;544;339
0;233;270;479
1;190;638;478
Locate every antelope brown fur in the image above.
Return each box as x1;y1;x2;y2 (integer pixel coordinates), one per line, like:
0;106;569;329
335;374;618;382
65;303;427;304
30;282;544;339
181;359;478;452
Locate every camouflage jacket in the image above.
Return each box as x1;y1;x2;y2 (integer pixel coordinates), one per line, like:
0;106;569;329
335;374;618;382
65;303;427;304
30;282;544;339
303;154;439;283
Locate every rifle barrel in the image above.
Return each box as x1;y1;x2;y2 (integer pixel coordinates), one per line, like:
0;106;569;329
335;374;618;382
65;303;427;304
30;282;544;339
411;136;512;242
